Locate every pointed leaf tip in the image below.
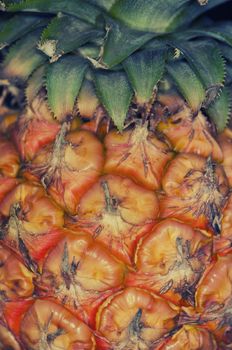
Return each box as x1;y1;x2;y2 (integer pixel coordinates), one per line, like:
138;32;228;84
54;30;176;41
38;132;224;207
206;88;232;132
123;49;166;105
26;64;47;105
167;60;205;113
7;0;101;25
100;19;155;68
46;55;88;121
110;0;191;32
174;41;226;106
94;69;133;130
38;15;103;62
0;14;47;49
1;29;46;81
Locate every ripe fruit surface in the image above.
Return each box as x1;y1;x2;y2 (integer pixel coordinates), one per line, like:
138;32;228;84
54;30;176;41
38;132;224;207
126;219;212;305
69;174;159;264
1;0;232;348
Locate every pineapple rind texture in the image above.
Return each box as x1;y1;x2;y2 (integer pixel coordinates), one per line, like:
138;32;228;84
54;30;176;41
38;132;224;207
1;0;232;349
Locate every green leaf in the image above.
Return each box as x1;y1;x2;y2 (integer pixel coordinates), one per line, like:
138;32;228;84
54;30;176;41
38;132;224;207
144;37;169;51
172;23;232;47
7;0;101;25
46;55;88;120
94;69;133;130
77;72;100;118
220;43;232;63
199;23;232;46
26;64;46;104
1;28;46;81
179;0;231;26
0;14;47;49
38;15;103;62
110;0;190;33
2;0;22;5
167;60;205;113
78;43;100;60
86;0;116;11
0;13;13;32
123;49;166;104
174;41;226;105
206;88;231;132
225;66;232;85
101;19;155;68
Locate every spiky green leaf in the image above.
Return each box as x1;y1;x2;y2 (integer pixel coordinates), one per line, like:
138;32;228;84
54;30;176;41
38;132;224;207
225;66;232;85
26;64;46;104
2;0;22;5
179;0;231;26
0;14;47;49
77;71;99;118
46;55;88;120
206;88;231;132
78;44;100;60
110;0;190;33
86;0;116;11
220;43;232;63
100;19;155;68
38;15;103;62
201;23;232;46
1;28;46;81
174;41;225;105
94;69;133;130
172;23;232;47
145;38;169;51
7;0;101;25
0;13;14;32
167;60;206;113
123;49;166;104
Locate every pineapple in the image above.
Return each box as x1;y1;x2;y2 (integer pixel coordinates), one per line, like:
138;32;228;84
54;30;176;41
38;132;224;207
1;0;232;349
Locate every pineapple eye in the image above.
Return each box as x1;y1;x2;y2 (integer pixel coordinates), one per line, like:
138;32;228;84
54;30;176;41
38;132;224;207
0;244;34;300
196;252;232;344
20;300;96;350
24;129;104;215
40;230;126;324
160;154;228;233
96;287;180;349
158;325;217;349
0;183;64;268
104;124;173;191
126;219;212;306
72;174;159;265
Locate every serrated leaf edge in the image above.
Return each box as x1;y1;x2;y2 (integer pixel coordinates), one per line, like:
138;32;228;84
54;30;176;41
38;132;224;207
93;70;133;131
207;87;232;131
24;64;47;106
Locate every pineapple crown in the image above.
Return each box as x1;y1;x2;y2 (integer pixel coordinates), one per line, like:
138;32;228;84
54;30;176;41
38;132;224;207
0;0;232;131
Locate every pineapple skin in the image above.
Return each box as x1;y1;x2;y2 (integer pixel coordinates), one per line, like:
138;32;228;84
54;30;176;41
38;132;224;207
1;0;232;348
0;93;232;350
